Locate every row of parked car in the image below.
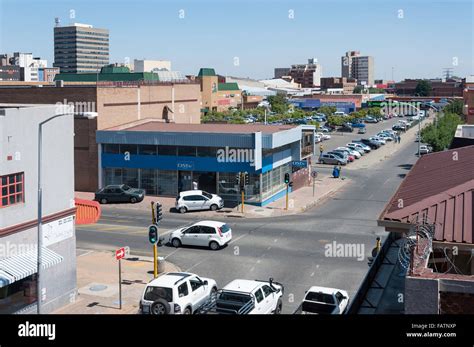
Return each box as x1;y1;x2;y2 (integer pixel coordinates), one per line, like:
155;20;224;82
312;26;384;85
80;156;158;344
139;271;349;315
319;129;399;165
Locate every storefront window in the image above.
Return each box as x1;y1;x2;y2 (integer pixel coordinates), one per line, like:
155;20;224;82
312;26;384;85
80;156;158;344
103;144;120;154
138;145;158;155
120;144;137;155
104;168;123;186
197;147;218;157
122;168;138;188
140;169;157;195
177;146;196;157
158;146;177;156
157;170;177;196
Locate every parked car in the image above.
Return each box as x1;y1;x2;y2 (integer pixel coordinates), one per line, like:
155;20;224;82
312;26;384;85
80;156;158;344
330;150;354;162
176;190;224;213
95;184;145;204
364;116;378;123
346;143;367;154
418;145;431;155
198;278;284;314
351;121;366;128
356;139;380;149
317;132;331;140
319;153;347;165
338;124;353;132
314;134;322;143
358;127;367;134
167;221;232;250
140;272;218;315
295;286;349;315
328;151;351;163
392;124;406;131
369;136;386;145
335;147;361;159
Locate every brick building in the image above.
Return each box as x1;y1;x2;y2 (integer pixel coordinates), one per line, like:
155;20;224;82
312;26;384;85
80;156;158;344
394;78;464;96
320;77;357;94
0;81;202;192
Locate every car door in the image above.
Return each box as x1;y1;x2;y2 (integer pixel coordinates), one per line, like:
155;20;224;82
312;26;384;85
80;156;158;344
189;276;208;309
335;291;348;314
183;195;197;210
181;225;201;246
252;288;266;314
195;194;209;211
199;226;216;247
110;188;123;202
261;284;276;313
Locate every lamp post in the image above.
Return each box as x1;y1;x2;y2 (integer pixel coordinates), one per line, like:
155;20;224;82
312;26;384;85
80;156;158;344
37;111;97;314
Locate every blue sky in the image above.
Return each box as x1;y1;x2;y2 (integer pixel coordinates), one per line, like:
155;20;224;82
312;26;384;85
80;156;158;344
0;0;472;80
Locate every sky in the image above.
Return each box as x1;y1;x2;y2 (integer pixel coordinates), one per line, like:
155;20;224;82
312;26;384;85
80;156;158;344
0;0;472;81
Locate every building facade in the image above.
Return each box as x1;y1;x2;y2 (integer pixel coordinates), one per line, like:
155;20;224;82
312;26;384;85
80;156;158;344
133;59;171;72
288;58;322;88
96;122;315;206
54;23;109;73
341;51;374;86
0;66;20;81
463;76;474;124
0;104;76;314
197;68;243;113
320;77;357;94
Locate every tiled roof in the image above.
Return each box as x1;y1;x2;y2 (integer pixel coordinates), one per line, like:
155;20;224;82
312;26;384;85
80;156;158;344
379;145;474;244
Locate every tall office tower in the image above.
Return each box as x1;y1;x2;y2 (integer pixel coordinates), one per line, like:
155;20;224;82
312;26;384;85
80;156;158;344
54;23;109;73
341;51;374;86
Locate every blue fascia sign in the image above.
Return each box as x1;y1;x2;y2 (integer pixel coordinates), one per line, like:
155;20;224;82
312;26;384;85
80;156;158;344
292;160;307;168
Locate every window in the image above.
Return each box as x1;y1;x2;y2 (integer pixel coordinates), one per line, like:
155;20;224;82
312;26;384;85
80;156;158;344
200;226;215;234
254;289;264;303
138;145;157;155
189;278;203;291
262;285;273;298
185;226;201;234
178;282;189;297
177;146;196;157
158;146;177;156
1;173;24;207
335;292;344;303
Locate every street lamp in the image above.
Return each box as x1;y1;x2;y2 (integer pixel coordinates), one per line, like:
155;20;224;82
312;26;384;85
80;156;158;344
37;111;97;314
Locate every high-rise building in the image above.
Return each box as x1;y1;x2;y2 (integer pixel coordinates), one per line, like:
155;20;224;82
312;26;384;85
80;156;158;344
54;23;109;73
341;51;374;86
274;67;290;79
287;58;322;88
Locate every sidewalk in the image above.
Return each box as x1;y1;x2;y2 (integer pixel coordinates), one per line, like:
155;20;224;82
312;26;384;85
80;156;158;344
53;250;180;314
76;174;349;219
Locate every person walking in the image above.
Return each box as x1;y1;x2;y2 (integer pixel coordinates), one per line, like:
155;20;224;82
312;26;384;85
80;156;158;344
398;135;401;144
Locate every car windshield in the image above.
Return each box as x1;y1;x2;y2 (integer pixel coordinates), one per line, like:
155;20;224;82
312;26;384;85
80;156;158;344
122;185;131;191
202;191;213;199
144;286;173;302
305;292;336;304
220;224;231;233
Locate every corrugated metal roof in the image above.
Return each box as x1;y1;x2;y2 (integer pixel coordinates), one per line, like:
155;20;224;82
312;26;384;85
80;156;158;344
380;145;474;244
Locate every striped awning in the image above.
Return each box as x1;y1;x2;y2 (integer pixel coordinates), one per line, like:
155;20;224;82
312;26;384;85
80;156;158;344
0;247;63;288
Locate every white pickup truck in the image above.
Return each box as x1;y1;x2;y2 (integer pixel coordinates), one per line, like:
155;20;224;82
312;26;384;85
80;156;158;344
295;286;349;315
197;278;284;314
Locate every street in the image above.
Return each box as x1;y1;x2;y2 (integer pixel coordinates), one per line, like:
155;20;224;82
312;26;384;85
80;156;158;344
76;123;420;313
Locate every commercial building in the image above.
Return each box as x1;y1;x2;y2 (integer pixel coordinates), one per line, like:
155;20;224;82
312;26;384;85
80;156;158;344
196;68;243;113
54;23;109;73
274;68;291;79
378;146;474;314
0;104;77;314
0;75;202;192
133;59;171;73
287;58;322;88
0;66;20;81
320;77;357;94
394;78;464;97
96;122;315;205
341;51;374;86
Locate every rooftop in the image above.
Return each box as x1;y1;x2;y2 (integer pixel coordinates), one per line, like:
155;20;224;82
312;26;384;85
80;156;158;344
106;120;295;134
379;145;474;244
197;68;216;77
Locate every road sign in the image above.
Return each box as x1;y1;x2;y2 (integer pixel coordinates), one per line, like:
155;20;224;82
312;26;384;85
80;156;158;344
292;160;307;168
115;247;126;260
124;246;130;257
311;171;318;178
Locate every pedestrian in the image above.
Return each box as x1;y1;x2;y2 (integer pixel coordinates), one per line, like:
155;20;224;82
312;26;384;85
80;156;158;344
319;144;324;155
398;135;401;143
192;180;198;190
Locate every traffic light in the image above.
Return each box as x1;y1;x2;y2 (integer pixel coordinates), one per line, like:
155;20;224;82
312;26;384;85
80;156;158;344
244;173;249;185
284;173;290;184
148;224;158;244
155;202;163;223
236;172;241;186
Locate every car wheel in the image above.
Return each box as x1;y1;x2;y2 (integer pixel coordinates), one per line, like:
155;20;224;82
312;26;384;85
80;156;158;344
151;299;170;315
183;307;192;315
171;238;182;248
130;197;137;203
209;241;220;251
179;207;187;214
210;204;218;211
100;198;108;204
274;299;282;314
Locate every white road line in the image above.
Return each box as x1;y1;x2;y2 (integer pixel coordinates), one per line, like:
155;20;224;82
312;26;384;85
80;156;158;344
267;246;272;250
185;259;207;272
163;248;181;260
250;267;255;272
274;238;278;243
310;272;315;277
228;233;247;245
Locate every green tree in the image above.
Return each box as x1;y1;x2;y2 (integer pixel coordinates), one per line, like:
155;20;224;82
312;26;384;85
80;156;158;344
353;86;363;94
327;115;345;126
415;80;432;96
317;106;337;117
443;99;464;116
421;112;462;151
267;94;288;114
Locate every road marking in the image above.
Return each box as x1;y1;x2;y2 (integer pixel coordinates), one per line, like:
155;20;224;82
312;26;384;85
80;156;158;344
228;233;247;245
185;259;207;272
274;239;278;243
256;259;261;264
267;246;272;250
164;248;181;260
250;266;255;272
310;272;315;277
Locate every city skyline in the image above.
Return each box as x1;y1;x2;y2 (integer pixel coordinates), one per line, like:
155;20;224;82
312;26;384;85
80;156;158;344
0;0;472;81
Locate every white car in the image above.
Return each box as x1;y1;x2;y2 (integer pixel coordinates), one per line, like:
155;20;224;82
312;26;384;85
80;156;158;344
346;143;368;154
198;278;284;314
168;221;232;250
418;145;431;155
377;133;393;141
335;147;361;159
369;136;386;145
298;286;349;315
314;134;322;143
140;272;217;315
317;132;331;140
175;190;224;213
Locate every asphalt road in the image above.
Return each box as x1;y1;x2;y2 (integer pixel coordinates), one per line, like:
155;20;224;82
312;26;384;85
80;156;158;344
76;118;419;314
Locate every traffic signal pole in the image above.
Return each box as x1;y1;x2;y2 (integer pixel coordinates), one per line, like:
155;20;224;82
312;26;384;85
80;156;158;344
241;189;245;213
150;201;158;278
285;184;289;210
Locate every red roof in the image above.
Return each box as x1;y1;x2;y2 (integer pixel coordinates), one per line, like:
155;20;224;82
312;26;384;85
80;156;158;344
379;145;474;244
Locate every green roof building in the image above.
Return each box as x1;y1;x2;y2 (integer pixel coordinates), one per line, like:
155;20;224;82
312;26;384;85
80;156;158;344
197;68;217;77
54;64;160;82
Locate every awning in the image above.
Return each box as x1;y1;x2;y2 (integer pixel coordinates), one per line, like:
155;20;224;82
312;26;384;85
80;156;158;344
0;247;63;288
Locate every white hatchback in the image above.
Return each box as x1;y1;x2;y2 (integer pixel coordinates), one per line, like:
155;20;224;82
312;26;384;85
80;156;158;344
176;190;224;214
168;221;232;250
